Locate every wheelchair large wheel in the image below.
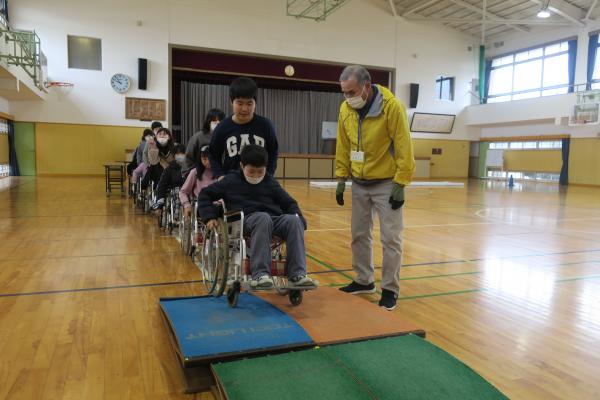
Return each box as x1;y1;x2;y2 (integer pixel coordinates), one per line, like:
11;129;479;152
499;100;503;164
203;219;229;297
289;290;303;306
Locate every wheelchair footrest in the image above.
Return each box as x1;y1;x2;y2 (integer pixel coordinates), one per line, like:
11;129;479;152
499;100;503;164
277;284;318;291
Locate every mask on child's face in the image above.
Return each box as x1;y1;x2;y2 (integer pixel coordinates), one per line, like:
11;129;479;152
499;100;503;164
242;164;266;185
244;174;264;185
157;137;168;145
175;155;186;165
144;136;153;142
210;121;219;132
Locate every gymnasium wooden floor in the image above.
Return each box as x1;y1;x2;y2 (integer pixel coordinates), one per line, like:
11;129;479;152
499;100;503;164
1;176;600;399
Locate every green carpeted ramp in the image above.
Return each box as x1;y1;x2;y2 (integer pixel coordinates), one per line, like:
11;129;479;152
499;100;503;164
212;334;508;400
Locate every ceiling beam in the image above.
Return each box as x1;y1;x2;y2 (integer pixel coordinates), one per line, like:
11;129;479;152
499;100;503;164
586;0;598;20
405;16;575;26
529;0;586;27
401;0;439;16
448;0;530;33
388;0;398;18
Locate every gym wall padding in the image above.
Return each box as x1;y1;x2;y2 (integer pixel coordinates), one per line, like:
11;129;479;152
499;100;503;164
412;139;470;179
35;123;142;175
0;134;8;164
13;122;36;176
569;138;600;186
503;149;562;173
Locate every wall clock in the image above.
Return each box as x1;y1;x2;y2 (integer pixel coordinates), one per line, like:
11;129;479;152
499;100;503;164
110;73;131;93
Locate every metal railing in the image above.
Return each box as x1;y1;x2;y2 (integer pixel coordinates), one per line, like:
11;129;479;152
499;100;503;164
0;27;44;90
287;0;352;21
473;82;600;105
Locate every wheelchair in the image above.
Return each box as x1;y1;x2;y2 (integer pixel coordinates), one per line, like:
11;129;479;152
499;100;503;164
166;187;181;234
158;187;181;233
200;207;316;308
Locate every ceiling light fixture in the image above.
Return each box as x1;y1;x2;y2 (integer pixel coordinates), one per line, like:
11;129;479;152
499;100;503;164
537;1;551;18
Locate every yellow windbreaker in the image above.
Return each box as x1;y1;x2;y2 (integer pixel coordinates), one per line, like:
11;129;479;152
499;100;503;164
335;85;415;186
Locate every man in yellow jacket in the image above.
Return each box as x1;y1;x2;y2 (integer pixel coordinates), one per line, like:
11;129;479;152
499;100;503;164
335;65;415;311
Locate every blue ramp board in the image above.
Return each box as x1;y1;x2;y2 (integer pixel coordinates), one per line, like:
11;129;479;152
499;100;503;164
160;294;314;365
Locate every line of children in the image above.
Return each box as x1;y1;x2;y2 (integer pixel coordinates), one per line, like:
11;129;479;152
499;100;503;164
130;77;316;292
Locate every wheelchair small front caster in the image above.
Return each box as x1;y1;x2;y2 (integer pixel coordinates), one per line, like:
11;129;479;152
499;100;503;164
289;289;303;306
227;281;241;308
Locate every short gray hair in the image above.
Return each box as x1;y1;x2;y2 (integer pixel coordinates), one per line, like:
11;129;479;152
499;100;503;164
339;65;371;85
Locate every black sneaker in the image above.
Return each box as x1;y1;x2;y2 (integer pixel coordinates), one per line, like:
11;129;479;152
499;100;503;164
378;289;397;311
339;281;376;294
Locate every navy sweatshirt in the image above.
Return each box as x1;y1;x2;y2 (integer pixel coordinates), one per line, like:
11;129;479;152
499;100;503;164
208;114;278;178
197;170;306;229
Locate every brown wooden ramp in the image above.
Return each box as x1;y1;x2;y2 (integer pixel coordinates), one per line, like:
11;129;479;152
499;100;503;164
256;286;425;345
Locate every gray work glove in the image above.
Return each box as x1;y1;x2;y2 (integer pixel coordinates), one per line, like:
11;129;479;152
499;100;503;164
389;183;405;210
336;181;346;206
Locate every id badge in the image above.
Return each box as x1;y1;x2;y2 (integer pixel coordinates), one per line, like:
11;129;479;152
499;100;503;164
350;151;365;163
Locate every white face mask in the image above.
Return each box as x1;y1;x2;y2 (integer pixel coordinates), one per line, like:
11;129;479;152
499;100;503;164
244;174;264;185
157;137;168;145
175;155;186;164
144;136;153;142
346;86;367;109
210;121;219;132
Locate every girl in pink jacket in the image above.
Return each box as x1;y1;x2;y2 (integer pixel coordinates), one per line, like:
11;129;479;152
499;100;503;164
179;145;215;217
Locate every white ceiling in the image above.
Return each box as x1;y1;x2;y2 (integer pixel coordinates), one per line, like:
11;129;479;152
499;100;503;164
385;0;598;40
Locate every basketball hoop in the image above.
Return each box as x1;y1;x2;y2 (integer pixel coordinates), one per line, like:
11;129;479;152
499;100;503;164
44;81;74;88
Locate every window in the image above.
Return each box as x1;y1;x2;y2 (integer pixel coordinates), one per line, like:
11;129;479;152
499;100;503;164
489;142;508;149
486;170;560;182
67;35;102;70
488;40;572;103
489;140;562;150
435;76;454;101
0;0;7;26
590;36;600;89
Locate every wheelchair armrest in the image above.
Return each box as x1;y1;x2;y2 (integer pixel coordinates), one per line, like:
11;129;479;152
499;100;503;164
223;209;244;223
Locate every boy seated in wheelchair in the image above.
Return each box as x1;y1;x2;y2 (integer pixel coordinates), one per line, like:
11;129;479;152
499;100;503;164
197;144;315;289
152;143;186;215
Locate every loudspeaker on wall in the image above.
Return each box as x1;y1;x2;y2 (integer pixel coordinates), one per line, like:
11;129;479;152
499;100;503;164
138;58;147;90
409;83;419;109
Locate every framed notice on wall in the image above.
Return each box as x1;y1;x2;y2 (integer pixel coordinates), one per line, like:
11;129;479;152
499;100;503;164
410;112;456;134
125;97;166;121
